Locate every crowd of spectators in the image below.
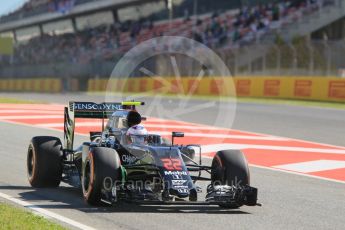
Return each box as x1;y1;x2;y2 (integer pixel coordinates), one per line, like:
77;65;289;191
1;0;337;66
192;0;332;48
12;18;156;65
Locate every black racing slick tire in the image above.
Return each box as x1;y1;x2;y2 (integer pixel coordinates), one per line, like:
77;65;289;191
27;136;63;188
82;147;121;206
211;150;250;186
211;150;250;208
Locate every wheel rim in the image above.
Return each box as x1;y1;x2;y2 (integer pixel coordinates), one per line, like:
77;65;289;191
27;146;34;180
83;160;91;195
211;156;224;185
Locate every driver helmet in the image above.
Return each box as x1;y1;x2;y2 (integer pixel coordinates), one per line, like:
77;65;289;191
126;124;148;145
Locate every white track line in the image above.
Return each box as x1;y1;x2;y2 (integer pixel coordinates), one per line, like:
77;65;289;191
149;117;345;150
36;123;284;140
0;115;62;119
249;164;345;185
39;122;205;129
0;192;96;230
201;155;345;185
200;143;345;155
273;160;345;173
0;106;62;110
0;110;61;114
152;131;288;141
230;128;345;150
37;122;227;130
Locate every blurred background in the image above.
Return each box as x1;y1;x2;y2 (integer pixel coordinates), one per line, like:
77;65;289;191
0;0;345;100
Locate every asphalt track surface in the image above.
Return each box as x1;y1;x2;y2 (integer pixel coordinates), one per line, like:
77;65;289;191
0;92;345;230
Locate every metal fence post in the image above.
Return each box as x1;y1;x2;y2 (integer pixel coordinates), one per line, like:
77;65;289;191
234;48;238;76
288;43;297;75
262;50;267;74
323;41;331;76
307;42;314;75
272;44;281;75
245;46;252;74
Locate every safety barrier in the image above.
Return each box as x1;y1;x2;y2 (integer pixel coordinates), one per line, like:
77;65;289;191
234;77;345;102
0;78;62;93
88;76;345;103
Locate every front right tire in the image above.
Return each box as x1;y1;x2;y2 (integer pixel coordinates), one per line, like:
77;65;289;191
211;150;250;208
82;147;121;205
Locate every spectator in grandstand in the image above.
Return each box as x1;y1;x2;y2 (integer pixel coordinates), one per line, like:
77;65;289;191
272;3;280;21
48;0;76;14
193;31;203;44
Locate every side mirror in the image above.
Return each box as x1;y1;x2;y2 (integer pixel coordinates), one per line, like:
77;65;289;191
172;132;184;145
90;131;102;142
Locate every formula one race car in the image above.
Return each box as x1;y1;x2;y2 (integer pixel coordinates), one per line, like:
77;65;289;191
27;101;258;208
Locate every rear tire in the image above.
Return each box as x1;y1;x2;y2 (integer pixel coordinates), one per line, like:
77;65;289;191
27;136;63;188
82;147;121;205
211;150;250;208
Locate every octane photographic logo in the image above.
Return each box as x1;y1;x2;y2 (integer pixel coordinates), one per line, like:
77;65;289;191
105;36;237;144
102;177;243;194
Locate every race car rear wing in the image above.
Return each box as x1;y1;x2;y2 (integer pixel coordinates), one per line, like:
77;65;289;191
64;101;144;150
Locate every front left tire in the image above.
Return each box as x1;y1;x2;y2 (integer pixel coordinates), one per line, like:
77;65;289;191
27;136;63;187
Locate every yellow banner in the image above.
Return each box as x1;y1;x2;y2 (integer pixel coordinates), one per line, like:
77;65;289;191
0;37;14;55
233;77;345;102
88;76;345;103
0;78;61;93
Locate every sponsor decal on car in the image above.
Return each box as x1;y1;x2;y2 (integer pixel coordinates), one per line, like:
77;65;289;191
174;185;189;189
172;180;187;186
177;188;189;194
164;171;188;176
112;186;117;197
161;158;182;170
172;174;183;180
73;102;121;111
121;155;137;164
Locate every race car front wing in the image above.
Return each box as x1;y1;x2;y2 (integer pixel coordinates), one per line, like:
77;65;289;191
205;184;258;207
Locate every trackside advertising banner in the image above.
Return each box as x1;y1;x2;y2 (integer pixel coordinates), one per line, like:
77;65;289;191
87;77;345;103
0;78;61;93
0;77;344;102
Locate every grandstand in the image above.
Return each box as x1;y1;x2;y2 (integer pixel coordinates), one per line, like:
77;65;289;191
0;0;345;81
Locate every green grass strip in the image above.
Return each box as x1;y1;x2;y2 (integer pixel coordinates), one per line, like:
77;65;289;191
0;97;42;104
0;202;66;230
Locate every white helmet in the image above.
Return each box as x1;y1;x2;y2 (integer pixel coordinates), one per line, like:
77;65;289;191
126;125;148;144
